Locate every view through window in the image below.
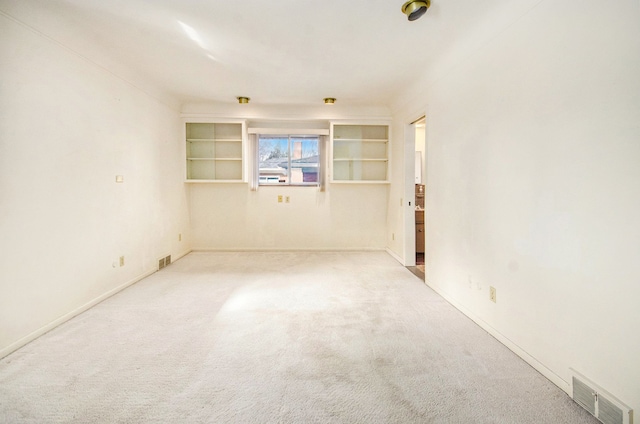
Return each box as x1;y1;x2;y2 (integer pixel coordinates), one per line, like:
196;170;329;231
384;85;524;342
258;135;319;185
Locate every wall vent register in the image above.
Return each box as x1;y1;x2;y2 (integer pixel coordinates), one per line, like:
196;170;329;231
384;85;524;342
570;369;633;424
158;255;172;270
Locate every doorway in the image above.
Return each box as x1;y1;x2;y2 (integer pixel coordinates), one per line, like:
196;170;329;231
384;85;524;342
405;116;426;280
414;118;426;273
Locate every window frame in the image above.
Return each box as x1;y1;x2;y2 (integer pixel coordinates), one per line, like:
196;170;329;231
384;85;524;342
257;134;320;187
248;127;329;191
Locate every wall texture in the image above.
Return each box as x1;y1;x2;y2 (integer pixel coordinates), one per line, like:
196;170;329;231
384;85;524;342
391;0;639;412
0;14;190;357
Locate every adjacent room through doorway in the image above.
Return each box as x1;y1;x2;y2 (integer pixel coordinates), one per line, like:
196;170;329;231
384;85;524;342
414;117;426;271
407;117;426;280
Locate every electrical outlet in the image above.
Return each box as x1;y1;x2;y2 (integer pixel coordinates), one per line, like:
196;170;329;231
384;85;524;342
119;256;125;267
490;286;496;303
285;196;290;203
278;195;283;203
178;233;182;242
392;233;395;241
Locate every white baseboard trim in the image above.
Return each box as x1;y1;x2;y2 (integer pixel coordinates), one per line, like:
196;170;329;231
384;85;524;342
424;277;571;396
191;247;387;252
385;248;404;265
172;249;192;262
0;249;193;360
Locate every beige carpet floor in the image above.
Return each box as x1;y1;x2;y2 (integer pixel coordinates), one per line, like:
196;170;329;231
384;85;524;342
0;251;597;423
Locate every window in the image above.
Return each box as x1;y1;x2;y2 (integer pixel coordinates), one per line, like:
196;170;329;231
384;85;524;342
258;135;319;186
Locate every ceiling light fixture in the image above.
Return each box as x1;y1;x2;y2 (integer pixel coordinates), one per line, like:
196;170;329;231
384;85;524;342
401;0;431;21
324;98;336;105
237;96;250;104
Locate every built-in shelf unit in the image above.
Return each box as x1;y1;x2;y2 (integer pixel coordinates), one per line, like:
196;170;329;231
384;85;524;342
185;121;245;182
331;123;389;183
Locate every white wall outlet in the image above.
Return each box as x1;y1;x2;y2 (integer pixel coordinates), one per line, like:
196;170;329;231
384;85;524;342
115;175;124;183
392;233;395;241
178;233;182;241
490;286;497;303
285;196;290;203
119;256;125;267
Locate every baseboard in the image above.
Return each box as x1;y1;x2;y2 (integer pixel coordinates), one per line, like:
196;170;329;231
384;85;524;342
0;249;193;360
191;247;387;252
385;248;405;265
424;277;571;395
172;249;192;263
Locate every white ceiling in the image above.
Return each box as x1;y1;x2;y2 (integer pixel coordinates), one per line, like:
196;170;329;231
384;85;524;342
0;0;538;107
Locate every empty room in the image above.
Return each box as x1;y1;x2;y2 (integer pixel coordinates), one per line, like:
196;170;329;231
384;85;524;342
1;0;638;422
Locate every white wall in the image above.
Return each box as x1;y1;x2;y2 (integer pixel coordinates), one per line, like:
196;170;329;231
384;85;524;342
189;184;388;250
182;103;391;251
0;14;190;357
415;125;425;186
390;0;640;412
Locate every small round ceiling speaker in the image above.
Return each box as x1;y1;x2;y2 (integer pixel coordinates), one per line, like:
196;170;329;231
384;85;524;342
402;0;431;21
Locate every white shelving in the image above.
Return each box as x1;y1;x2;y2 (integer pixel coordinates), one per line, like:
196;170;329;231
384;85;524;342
331;124;389;183
185;122;244;182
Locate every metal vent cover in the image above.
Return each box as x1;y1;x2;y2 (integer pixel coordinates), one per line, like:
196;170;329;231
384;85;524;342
570;369;633;424
600;395;625;424
573;376;596;416
158;255;172;270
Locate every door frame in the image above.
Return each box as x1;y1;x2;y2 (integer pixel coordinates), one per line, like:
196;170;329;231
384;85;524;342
403;115;427;267
403;122;417;266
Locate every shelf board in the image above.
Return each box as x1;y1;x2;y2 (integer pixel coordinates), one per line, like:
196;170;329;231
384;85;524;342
330;180;390;184
187;157;242;161
185;179;246;184
333;158;388;162
187;138;242;142
333;138;388;143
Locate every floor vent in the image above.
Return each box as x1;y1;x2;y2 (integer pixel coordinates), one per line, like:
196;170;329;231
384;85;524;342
158;255;172;270
570;369;633;424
